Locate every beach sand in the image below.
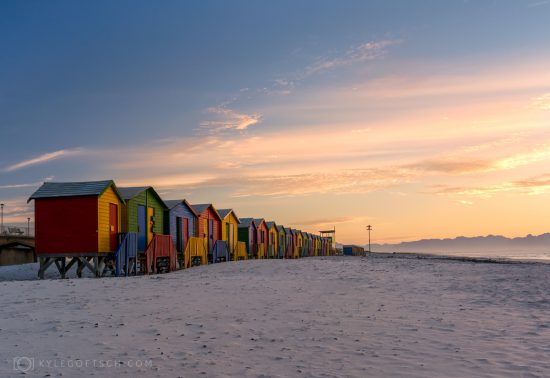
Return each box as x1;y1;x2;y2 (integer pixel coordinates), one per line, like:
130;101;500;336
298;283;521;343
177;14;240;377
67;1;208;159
0;256;549;377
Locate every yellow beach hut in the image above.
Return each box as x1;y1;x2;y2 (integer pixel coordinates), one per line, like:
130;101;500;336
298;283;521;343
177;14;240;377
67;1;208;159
265;221;278;259
218;209;245;261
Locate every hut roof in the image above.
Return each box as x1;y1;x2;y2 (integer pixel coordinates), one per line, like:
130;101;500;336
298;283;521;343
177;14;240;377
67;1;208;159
28;180;123;203
217;209;241;224
238;218;256;228
190;203;222;221
276;225;286;233
163;199;181;209
253;218;266;227
265;221;277;230
118;186;149;200
163;199;198;217
118;186;168;209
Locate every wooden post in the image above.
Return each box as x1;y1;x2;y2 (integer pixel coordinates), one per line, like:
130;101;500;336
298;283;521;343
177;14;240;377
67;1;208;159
76;258;85;278
61;258;67;279
93;256;99;278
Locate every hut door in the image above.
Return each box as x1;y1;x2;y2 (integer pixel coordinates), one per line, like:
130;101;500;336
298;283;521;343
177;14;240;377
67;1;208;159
203;218;208;249
228;223;233;253
176;217;183;252
109;203;118;251
147;207;155;245
137;205;147;251
183;218;189;249
208;219;214;251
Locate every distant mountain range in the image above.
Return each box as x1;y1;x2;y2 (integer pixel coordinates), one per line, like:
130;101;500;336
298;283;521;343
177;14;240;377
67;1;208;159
339;233;550;253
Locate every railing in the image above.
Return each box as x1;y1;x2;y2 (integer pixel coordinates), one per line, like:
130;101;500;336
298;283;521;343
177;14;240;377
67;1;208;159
184;237;208;268
285;242;293;259
249;243;258;259
267;244;275;259
234;241;247;261
277;244;284;259
257;244;266;259
115;232;138;277
212;240;229;263
144;235;177;274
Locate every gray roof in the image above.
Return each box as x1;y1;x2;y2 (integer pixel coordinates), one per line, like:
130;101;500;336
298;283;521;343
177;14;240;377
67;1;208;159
238;218;256;228
191;203;211;215
253;218;265;227
277;225;286;233
217;209;241;223
190;203;221;220
28;180;118;202
218;209;231;218
163;199;198;216
118;186;149;200
117;186;168;209
265;221;276;229
164;199;182;209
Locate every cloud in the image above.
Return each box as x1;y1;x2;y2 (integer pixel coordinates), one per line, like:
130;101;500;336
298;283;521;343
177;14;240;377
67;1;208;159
531;93;550;110
78;119;550;201
200;106;262;133
433;173;550;198
528;0;550;7
409;159;493;175
199;39;401;130
0;177;54;190
2;149;82;172
408;144;550;175
0;198;34;222
230;168;415;198
346;60;550;101
305;39;401;77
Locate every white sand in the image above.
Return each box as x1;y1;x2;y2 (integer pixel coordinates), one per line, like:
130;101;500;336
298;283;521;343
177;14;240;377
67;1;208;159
1;256;549;377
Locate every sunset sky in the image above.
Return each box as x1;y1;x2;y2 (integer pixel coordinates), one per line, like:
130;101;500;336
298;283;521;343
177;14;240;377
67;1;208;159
1;1;550;244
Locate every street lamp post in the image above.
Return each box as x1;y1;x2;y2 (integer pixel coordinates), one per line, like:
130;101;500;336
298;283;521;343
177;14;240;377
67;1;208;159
366;225;373;252
27;217;31;236
0;203;4;235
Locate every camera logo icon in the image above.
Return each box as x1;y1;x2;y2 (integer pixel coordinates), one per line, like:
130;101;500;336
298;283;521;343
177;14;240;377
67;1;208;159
13;357;34;372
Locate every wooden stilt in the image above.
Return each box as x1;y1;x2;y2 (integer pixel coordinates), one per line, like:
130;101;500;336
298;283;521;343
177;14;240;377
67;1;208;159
38;257;54;279
60;258;67;279
76;258;85;278
64;257;78;275
36;253;116;279
54;258;64;278
93;256;99;277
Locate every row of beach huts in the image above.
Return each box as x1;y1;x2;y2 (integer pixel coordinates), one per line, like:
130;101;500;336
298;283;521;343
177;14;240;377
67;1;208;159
28;180;336;278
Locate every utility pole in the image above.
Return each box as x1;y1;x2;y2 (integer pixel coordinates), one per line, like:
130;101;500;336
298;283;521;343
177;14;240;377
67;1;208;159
0;203;4;235
366;225;373;252
27;217;31;236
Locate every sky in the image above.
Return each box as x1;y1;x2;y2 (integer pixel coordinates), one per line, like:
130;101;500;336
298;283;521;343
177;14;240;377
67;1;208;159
1;0;550;244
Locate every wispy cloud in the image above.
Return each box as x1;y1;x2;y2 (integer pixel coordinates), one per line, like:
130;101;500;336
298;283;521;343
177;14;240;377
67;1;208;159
409;159;493;175
0;197;34;222
200;106;262;134
433;173;550;198
531;93;550;110
0;177;54;190
408;144;550;175
2;149;82;172
202;38;401;121
230;168;415;198
528;0;550;8
304;39;401;77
